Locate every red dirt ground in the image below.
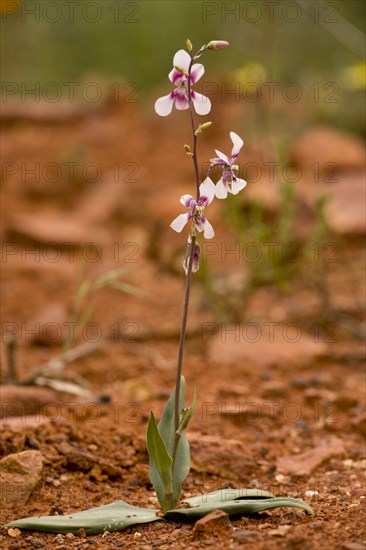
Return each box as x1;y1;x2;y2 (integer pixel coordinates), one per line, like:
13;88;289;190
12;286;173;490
1;92;365;549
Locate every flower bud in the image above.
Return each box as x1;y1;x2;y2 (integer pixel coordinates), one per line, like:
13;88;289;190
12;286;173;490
186;39;193;52
174;65;187;75
184;144;193;156
207;40;230;50
195;121;212;135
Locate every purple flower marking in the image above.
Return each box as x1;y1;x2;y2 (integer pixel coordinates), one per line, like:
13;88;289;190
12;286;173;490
170;178;216;239
183;238;200;275
155;50;211;117
210;132;247;199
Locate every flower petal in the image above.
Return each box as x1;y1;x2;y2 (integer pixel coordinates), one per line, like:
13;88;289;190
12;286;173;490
214;149;230;164
203;218;215;239
173;49;191;72
230;131;244;159
215;178;228;199
170;213;189;233
180;194;195;207
230;178;247;195
210;157;226;167
168;68;175;83
199;177;216;204
191;91;211;115
169;68;186;85
174;93;189;110
155;93;174;116
190;63;204;84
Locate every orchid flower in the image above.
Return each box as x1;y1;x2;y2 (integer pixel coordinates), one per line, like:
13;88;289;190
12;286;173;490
210;132;247;199
155;49;211;117
170;177;216;239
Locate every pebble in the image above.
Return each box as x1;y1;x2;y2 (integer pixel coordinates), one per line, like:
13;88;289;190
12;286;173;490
7;528;21;538
269;525;291;537
275;473;290;484
0;450;44;505
305;490;319;498
193;510;232;539
231;529;260;542
26;536;45;548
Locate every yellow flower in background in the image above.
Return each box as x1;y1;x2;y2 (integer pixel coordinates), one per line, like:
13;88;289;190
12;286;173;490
342;61;366;90
235;62;267;86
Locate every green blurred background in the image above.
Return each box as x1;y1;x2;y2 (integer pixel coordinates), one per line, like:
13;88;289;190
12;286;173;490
1;0;365;133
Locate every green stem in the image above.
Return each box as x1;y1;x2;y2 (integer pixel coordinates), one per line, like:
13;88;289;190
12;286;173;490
172;233;196;466
172;54;202;473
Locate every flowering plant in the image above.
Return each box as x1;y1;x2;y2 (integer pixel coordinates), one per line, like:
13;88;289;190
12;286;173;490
4;39;313;536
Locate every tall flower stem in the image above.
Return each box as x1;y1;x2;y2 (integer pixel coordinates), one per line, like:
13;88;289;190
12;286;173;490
172;56;201;466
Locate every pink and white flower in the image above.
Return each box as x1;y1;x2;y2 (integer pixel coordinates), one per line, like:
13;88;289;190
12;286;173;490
210;132;247;198
155;49;211;117
170;178;216;239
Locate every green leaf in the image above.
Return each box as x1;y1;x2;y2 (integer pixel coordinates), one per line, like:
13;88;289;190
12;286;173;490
146;412;173;512
183;488;274;507
3;501;161;535
111;281;146;298
151;376;190;504
164;490;314;519
2;489;314;535
177;384;197;435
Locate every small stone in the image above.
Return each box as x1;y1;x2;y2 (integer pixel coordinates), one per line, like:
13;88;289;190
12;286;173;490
0;450;43;505
28;537;45;548
276;438;345;475
231;529;260;542
269;525;291;537
8;528;21;538
77;528;86;538
275;473;290;484
193;510;232;539
65;533;75;539
305;490;319;498
133;531;142;539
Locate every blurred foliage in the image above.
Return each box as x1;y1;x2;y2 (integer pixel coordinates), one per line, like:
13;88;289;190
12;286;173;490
1;1;364;85
1;1;364;133
197;182;331;323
